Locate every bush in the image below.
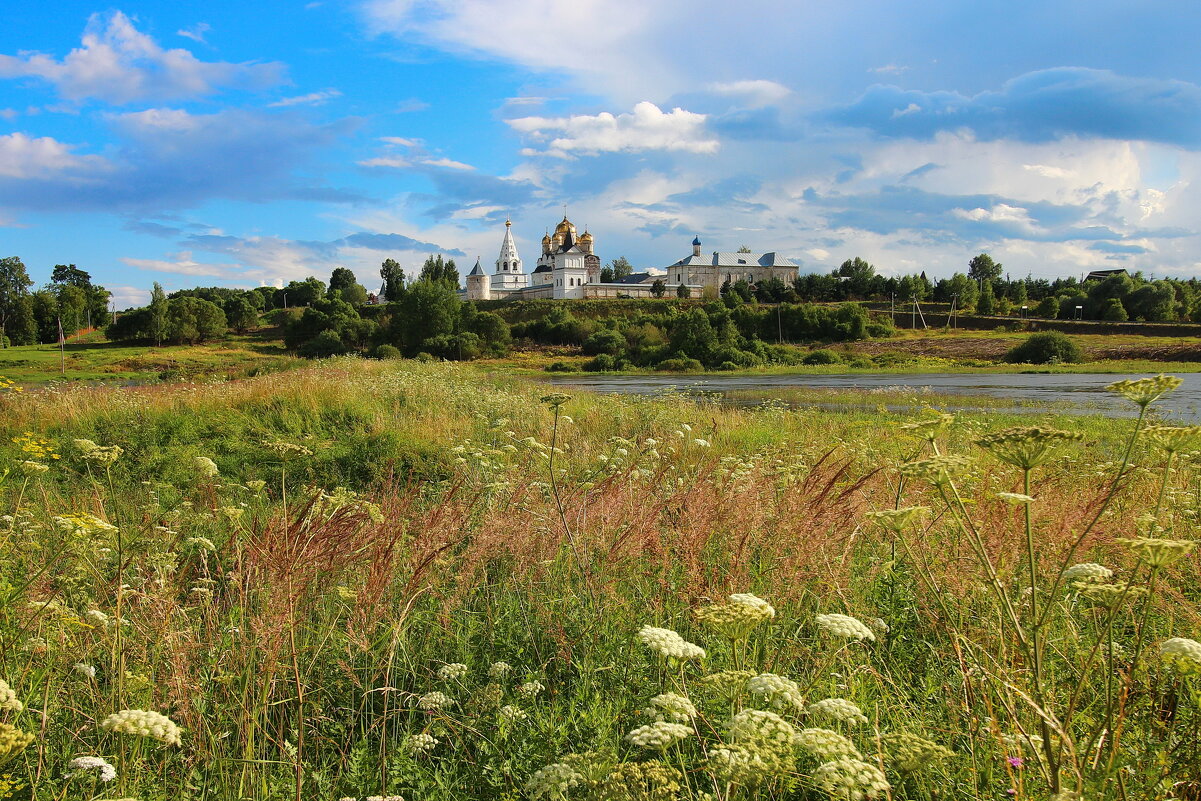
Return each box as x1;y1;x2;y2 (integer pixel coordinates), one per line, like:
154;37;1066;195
802;348;843;365
716;361;740;371
545;361;578;372
1004;331;1083;364
372;344;402;360
583;353;617;372
654;357;703;372
582;329;626;356
297;329;347;358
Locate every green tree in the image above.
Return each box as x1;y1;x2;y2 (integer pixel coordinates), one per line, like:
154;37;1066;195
651;279;666;298
976;280;996;315
835;257;876;299
669;307;717;363
1035;296;1060;318
149;282;169;345
607;256;634;280
391;279;461;353
676;283;690;299
968;253;1003;284
419;255;460;288
328;267;358;296
50;264;91;287
737;245;753;253
30;289;59;343
282;277;326;308
1099;297;1129;321
6;295;37;345
0;256;33;347
380;259;406;301
224;295;260;333
943;272;979;309
56;284;88;337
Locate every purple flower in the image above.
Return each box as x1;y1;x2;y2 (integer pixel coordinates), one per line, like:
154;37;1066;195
1006;756;1024;768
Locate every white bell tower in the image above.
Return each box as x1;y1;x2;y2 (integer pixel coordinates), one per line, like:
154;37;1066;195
493;219;528;291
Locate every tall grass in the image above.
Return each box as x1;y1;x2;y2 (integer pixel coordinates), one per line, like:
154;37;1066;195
0;359;1198;800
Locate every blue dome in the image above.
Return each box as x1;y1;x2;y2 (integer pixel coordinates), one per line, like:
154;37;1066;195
692;235;701;246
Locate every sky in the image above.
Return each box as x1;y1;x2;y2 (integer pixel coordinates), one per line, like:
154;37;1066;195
2;0;1201;307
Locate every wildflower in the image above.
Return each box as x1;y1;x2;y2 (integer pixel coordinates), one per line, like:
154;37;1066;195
975;427;1082;470
526;761;584;800
219;506;244;522
262;440;313;459
1121;537;1196;568
695;602;772;641
1007;756;1024;768
64;756;117;782
365;796;405;801
245;479;267;493
865;506;928;533
815;613;876;642
729;593;776;618
19;461;49;475
0;724;35;761
1158;637;1201;675
185;536;217;552
81;444;123;467
730;709;797;749
0;680;21;712
1108;374;1182;408
707;744;785;784
100;709;182;746
698;670;755;699
807;698;868;726
1076;582;1147;606
500;705;528;722
746;673;805;712
693;438;711;448
643;692;697;722
193;456;219;478
1144;424;1201;454
73;439;99;454
812;757;890;800
53;513;118;536
437;663;469;682
899;413;954;441
898;455;973;486
404;732;438;754
73;663;97;680
488;661;513;679
626;721;692;749
865;617;889;638
1062;563;1113;583
795;728;862;760
880;732;953;773
996;492;1036;505
416;692;454;711
517;681;545;699
636;625;706;661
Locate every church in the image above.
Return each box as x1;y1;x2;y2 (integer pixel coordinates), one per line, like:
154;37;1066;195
464;217;799;301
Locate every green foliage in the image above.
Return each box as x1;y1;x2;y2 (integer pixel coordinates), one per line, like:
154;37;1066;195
1100;297;1129;321
968;252;1002;283
390;280;461;354
651;279;666;298
298;329;348;358
380;258;406;301
372;343;402;360
1036;295;1060;318
1004;331;1083;364
654;356;703;371
0;255;33;347
802;348;843;365
419;254;460;288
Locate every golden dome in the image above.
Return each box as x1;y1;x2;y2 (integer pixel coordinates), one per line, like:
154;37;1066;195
541;232;551;243
554;216;575;236
579;229;592;242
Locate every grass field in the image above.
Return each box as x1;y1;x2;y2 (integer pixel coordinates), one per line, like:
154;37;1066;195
1;359;1199;800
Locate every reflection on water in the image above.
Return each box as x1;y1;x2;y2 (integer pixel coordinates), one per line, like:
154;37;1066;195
546;372;1201;421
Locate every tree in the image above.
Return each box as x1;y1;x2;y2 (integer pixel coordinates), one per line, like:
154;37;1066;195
149;282;169;345
391;279;461;353
608;256;634;280
600;267;615;283
835;257;876;299
651;279;666;298
976;280;996;315
328;267;358;296
50;264;92;287
676;283;690;299
419;255;460;288
1099;297;1128;322
1035;296;1060;318
968;253;1003;284
737;245;753;253
380;259;406;301
0;256;33;347
942;272;979;309
282;277;326;308
224;295;260;333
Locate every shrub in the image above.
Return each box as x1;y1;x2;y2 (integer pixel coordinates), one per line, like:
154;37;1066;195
583;353;617;372
716;361;740;371
372;344;402;360
545;361;578;372
802;349;843;365
654;357;703;372
297;329;347;359
1004;331;1083;364
582;329;626;356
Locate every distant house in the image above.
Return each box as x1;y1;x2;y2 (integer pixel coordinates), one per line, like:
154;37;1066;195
1084;268;1129;282
664;237;800;289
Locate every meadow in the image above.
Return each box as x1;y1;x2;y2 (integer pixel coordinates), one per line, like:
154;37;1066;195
0;359;1199;801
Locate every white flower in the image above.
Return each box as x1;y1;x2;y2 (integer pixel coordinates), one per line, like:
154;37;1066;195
404;733;438;754
416;691;454;711
865;617;889;637
636;625;706;661
807;698;868;726
626;721;692;749
517;680;545;699
728;593;775;618
437;663;468;681
813;757;890;800
693;439;710;448
1063;563;1114;583
643;692;697;722
488;661;513;679
193;456;219;478
795;728;861;760
527;762;583;800
746;673;805;712
730;709;797;749
100;709;182;746
73;663;97;680
65;755;117;782
0;679;22;712
500;705;528;722
1159;637;1201;674
815;613;876;642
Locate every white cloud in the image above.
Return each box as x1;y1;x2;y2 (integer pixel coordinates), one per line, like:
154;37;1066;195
508;101;719;158
891;103;921;118
0;132;108;179
707;80;791;108
869;64;908;75
358;156;411;168
268;89;343;107
380;136;421;147
176;23;211;44
422;157;475;170
395;98;430;113
0;11;284;104
121;251;233;277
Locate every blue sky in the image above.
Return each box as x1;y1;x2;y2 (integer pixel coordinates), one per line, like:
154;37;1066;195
2;0;1200;306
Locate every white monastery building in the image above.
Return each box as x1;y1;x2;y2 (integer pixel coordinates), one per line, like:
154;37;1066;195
464;218;798;301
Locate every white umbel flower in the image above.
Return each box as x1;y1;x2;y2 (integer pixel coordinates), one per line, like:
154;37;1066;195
626;721;692;749
636;626;706;661
517;680;545;699
1159;637;1201;674
193;456;219;478
488;661;513;679
1063;563;1114;583
64;755;117;782
815;614;876;642
807;698;869;726
728;593;776;617
813;757;890;800
100;709;182;746
416;691;454;710
730;709;797;749
437;663;468;681
500;705;528;722
746;673;805;712
526;762;584;800
795;728;862;760
404;733;438;754
643;692;697;722
0;679;22;712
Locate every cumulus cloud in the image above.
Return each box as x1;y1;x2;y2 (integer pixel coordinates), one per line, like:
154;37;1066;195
0;108;355;214
508;101;719;158
121;251;234;277
833;68;1201;148
0;11;284;104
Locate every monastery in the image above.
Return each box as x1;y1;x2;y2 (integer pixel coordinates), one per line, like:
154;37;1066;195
464;216;799;301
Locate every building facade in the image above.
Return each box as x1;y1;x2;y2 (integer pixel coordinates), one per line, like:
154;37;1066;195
664;237;800;289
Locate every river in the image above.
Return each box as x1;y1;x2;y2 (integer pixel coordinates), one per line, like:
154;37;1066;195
546;372;1201;421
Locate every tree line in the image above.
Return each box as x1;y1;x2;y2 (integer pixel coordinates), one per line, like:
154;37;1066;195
0;257;112;346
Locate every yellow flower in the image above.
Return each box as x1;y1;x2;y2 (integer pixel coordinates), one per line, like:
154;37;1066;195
1121;537;1196;568
1108;374;1182;408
